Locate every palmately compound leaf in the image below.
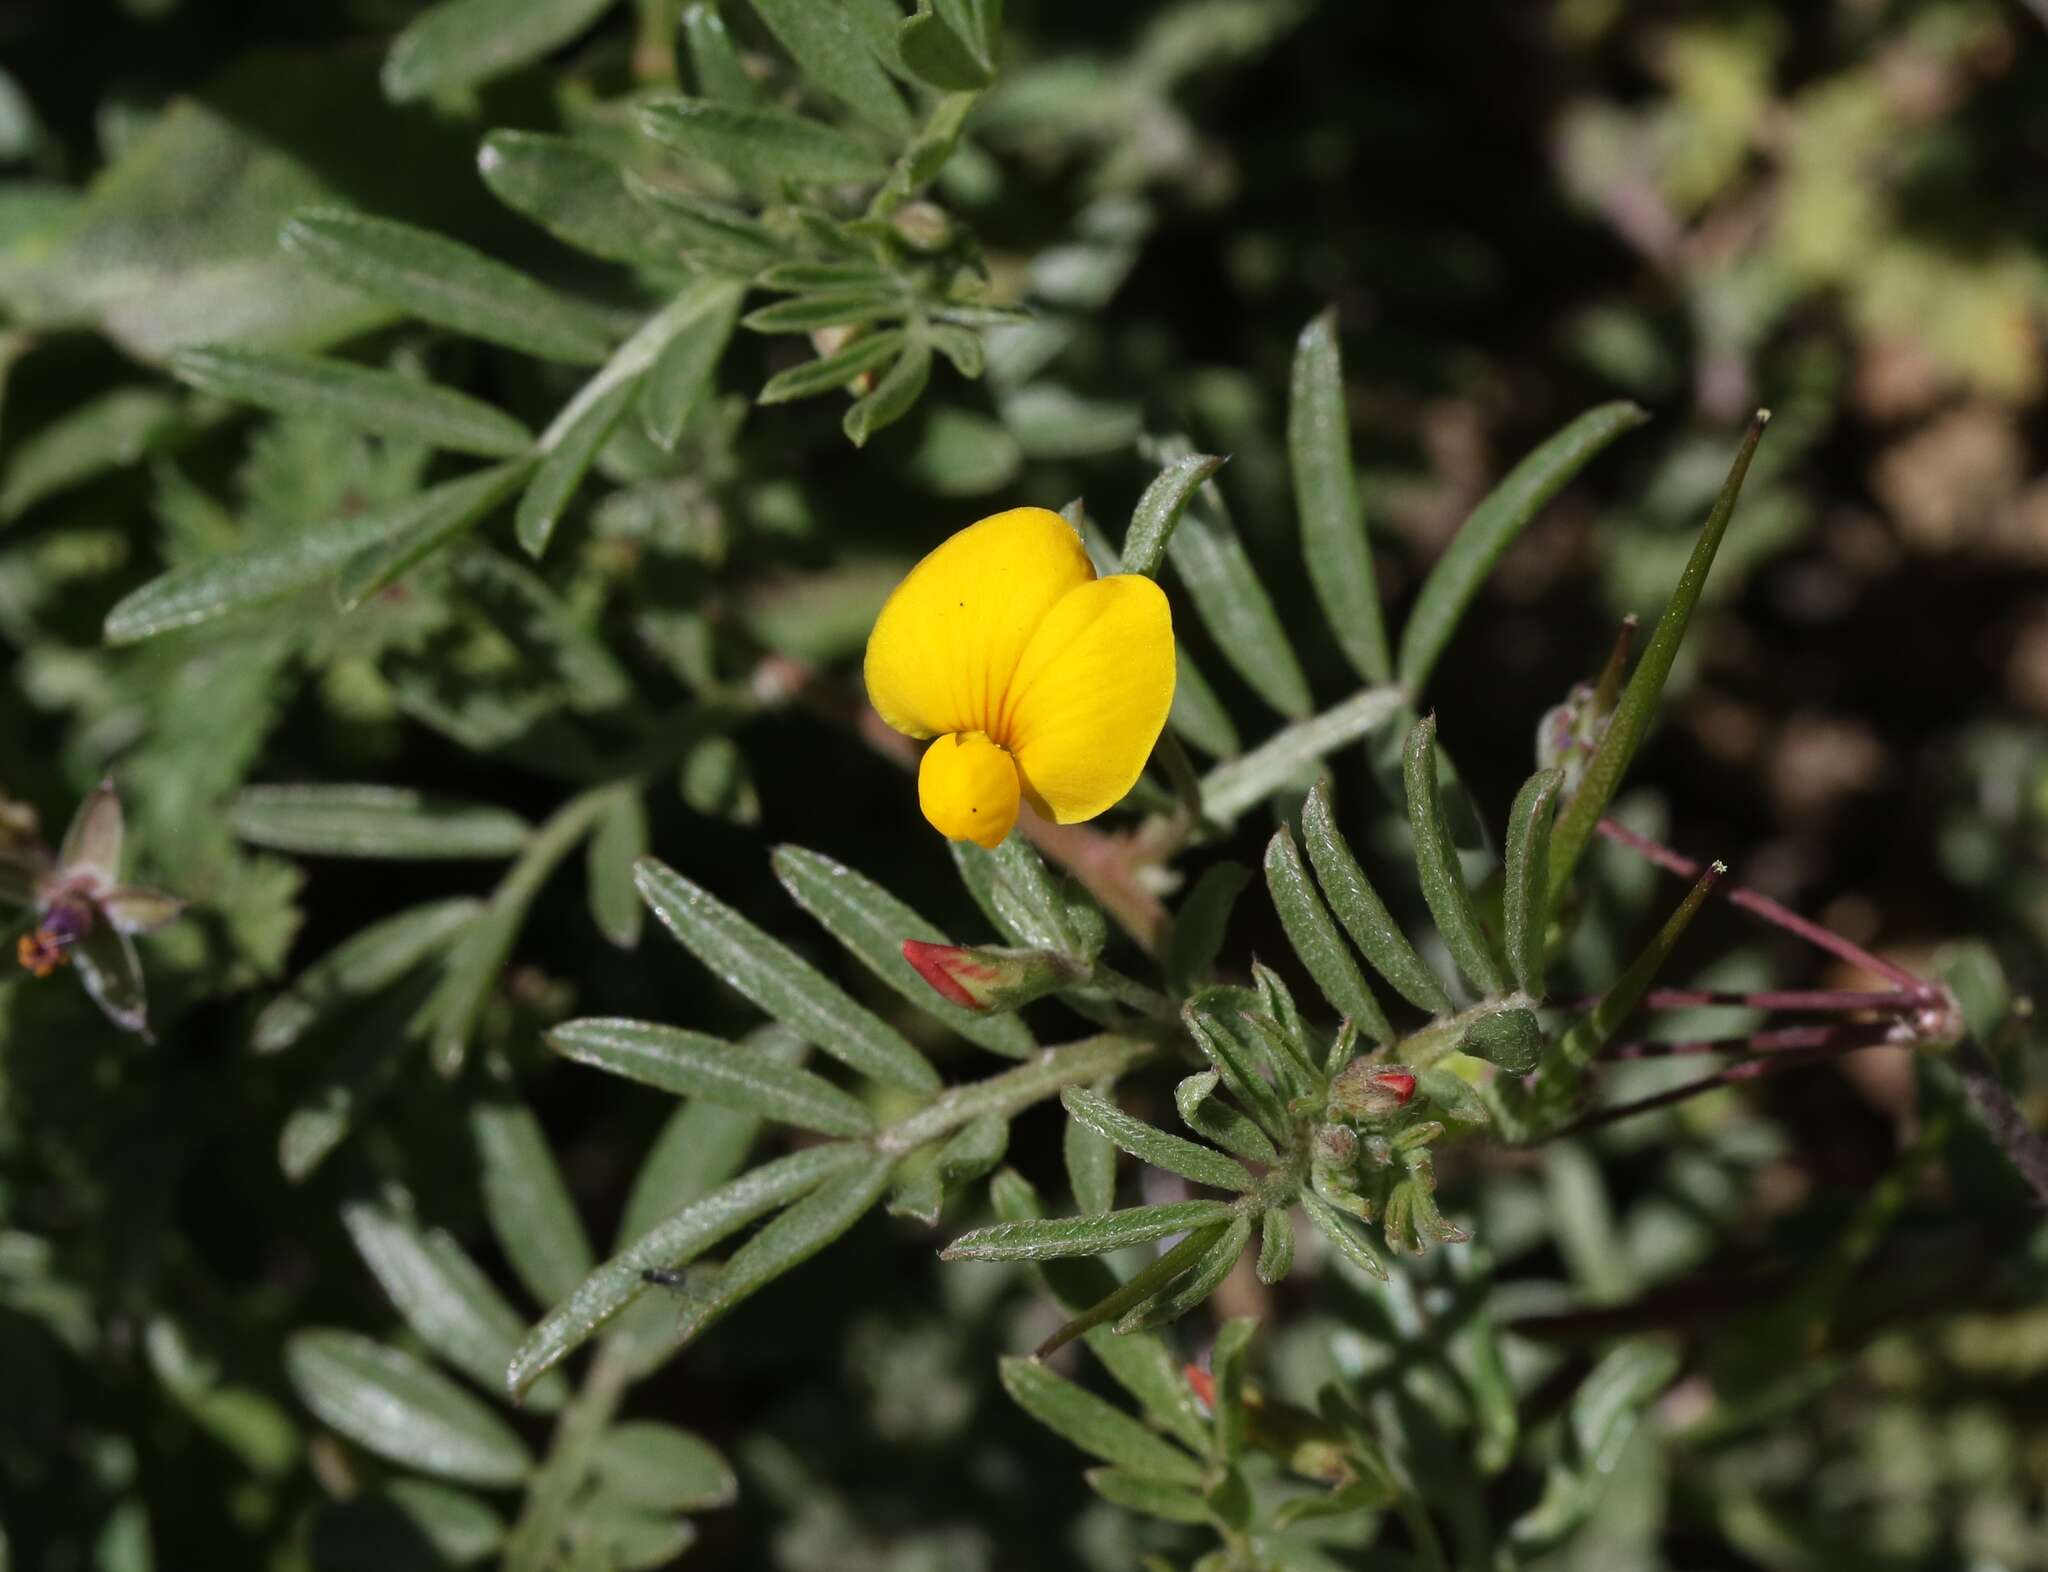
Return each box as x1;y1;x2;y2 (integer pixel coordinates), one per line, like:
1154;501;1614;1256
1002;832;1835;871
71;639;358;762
634;856;939;1095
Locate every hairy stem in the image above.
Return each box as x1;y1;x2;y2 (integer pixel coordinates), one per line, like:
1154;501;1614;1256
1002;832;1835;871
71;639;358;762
501;1340;635;1572
876;1033;1159;1156
1594;817;1928;992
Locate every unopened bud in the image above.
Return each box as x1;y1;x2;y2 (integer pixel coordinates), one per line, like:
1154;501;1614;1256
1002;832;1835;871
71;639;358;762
901;940;1082;1011
1327;1062;1418;1123
890;201;954;252
1460;1006;1543;1074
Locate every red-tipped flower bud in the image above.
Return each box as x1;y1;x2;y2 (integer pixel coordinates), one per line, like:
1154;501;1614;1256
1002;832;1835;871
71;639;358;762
1327;1061;1418;1123
901;940;1083;1012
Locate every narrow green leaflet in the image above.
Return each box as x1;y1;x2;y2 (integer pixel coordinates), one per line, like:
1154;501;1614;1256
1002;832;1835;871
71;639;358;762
942;1199;1235;1261
1168;644;1240;757
1502;767;1563;997
634;857;940;1094
1256;1208;1294;1284
229;785;529;860
1289;310;1390;683
899;3;994;90
283;210;613;364
642;286;742;448
586;790;647;950
516;375;639;558
508;1143;865;1398
1035;1225;1228;1357
1300;779;1451;1016
986;1170;1212;1454
420;901;524;1079
1397;400;1647;694
1265;825;1392;1044
1164;471;1313;719
103;470;525;645
640;97;888;190
622;178;785;266
1061;1088;1253;1192
252;900;470;1051
1085;1468;1209;1525
339;1199;569;1411
681;1;760;103
591;1423;737;1514
999;1359;1206;1487
1300;1191;1387;1281
1557;861;1723;1070
1119;1212;1250;1332
384;0;616;101
1065;1110;1117;1214
757;330;905;405
285;1330;531;1487
470;1100;595;1312
0;387;183;523
333;459;536;612
277;986;428;1182
479;131;691;269
771;845;1034;1058
742;289;908;334
950;834;1087;957
549;1018;876;1138
1165;862;1248;997
1122;453;1227;578
671;1152;892;1346
616;1027;807;1248
308;1481;506;1572
748;0;912;135
1182;990;1288;1137
1175;1071;1278;1164
1404;716;1506;997
1198;685;1406;823
169;346;533;457
1547;414;1770;898
844;339;932;447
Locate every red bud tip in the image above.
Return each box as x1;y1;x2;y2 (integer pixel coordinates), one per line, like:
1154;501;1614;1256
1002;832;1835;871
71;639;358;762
1374;1071;1416;1105
1184;1364;1215;1410
901;939;990;1011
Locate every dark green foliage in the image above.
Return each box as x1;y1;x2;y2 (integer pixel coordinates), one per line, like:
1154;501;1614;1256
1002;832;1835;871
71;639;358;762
3;3;2044;1571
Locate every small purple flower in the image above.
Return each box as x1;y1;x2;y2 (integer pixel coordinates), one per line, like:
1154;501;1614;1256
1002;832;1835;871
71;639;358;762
2;779;183;1039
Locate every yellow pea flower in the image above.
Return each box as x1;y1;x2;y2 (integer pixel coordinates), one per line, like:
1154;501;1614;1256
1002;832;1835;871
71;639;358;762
864;507;1176;848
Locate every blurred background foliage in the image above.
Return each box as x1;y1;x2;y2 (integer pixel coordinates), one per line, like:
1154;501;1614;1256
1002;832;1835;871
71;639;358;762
1;0;2046;1568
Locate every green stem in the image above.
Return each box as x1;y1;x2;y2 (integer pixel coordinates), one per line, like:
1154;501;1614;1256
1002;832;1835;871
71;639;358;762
501;1340;635;1572
875;1034;1158;1155
1397;1492;1453;1572
501;781;633;911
